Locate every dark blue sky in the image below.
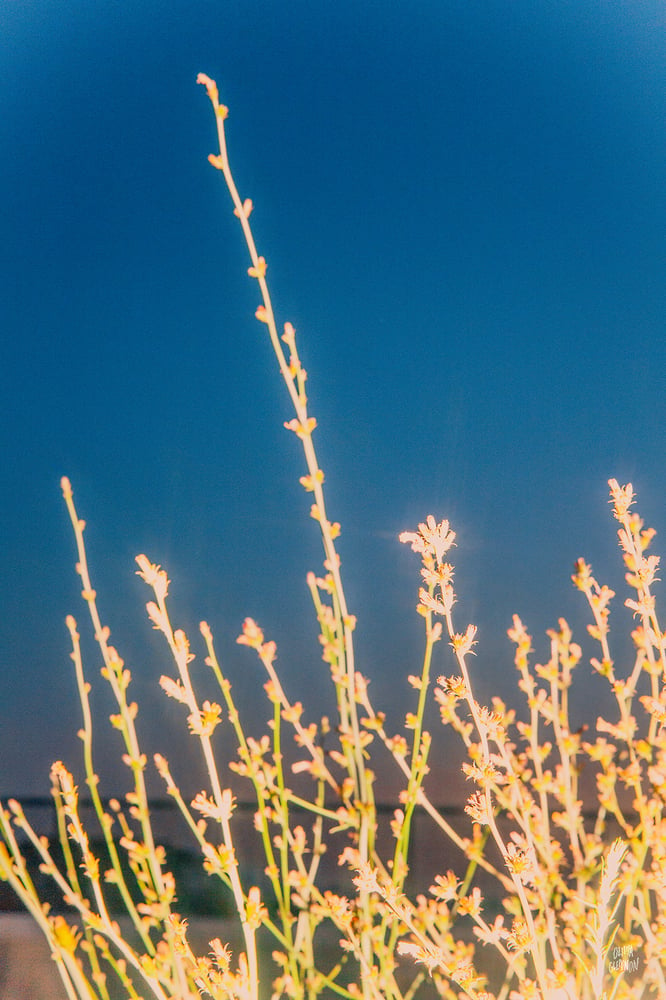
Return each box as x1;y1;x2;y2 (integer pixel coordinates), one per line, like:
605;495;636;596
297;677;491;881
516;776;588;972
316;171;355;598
3;2;666;799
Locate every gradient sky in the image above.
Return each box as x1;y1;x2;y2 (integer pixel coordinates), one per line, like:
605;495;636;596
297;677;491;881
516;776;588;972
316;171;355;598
2;2;666;802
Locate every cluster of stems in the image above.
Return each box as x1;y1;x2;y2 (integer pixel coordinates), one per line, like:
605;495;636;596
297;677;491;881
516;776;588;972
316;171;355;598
1;76;665;1000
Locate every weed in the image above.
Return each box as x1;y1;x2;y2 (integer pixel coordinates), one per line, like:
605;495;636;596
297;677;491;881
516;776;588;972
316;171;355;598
1;76;664;1000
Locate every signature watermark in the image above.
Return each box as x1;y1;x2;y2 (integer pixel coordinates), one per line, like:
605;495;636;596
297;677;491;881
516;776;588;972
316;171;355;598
607;943;641;975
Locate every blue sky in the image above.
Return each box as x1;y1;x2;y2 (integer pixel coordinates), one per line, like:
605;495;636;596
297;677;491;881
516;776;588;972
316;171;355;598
2;1;666;800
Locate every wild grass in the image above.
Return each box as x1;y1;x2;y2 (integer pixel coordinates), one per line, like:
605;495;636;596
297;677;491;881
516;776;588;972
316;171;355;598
1;74;665;1000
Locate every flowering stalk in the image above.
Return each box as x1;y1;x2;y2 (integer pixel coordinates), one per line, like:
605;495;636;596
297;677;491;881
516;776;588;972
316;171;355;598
196;73;367;803
196;72;376;989
60;479;191;995
136;555;263;996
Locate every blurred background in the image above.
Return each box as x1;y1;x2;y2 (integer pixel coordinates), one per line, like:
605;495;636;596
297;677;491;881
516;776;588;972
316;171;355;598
2;1;665;808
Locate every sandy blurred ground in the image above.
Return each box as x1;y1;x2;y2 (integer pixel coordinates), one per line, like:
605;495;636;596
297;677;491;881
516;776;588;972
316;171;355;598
0;914;247;1000
0;914;68;1000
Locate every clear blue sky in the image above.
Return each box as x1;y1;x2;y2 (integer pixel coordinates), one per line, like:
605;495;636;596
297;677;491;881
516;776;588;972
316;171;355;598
2;1;666;800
